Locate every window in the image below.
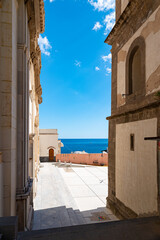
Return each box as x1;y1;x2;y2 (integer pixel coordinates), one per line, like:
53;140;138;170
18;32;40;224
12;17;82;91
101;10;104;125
126;37;145;96
129;47;141;94
130;134;134;151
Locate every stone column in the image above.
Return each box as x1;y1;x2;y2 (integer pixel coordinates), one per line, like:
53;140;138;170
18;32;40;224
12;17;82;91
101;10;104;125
16;0;32;231
0;0;18;217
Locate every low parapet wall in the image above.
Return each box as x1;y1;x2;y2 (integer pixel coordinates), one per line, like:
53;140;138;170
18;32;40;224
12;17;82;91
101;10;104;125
56;153;108;166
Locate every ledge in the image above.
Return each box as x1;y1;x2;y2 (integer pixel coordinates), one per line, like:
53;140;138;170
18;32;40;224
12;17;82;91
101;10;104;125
39;0;45;33
16;178;33;200
106;99;160;120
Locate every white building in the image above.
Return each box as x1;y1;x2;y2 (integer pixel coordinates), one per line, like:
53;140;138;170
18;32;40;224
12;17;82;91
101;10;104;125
39;129;63;162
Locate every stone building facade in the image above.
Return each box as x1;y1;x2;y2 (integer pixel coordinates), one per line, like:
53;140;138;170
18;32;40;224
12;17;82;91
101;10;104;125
0;0;44;230
105;0;160;219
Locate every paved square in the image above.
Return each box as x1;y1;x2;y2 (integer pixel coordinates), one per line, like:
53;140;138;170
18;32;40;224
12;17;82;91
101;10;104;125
33;162;117;230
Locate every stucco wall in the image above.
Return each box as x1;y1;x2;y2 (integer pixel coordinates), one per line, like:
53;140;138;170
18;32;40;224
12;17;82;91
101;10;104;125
56;153;108;166
117;6;160;107
39;129;59;157
116;118;158;215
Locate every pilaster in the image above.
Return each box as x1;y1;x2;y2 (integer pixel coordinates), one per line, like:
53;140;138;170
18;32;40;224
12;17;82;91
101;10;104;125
16;1;31;230
0;0;17;217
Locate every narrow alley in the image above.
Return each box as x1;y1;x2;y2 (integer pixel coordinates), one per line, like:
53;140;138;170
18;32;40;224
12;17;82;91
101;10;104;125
32;162;117;230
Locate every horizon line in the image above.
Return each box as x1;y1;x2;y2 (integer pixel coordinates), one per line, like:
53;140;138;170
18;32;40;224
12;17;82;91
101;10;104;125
58;137;108;139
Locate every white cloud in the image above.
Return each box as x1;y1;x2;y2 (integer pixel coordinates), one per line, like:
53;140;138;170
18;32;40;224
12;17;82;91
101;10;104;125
38;35;52;56
95;66;100;71
50;0;55;2
104;11;115;34
88;0;115;11
102;53;112;62
74;60;81;67
92;22;103;31
106;67;111;73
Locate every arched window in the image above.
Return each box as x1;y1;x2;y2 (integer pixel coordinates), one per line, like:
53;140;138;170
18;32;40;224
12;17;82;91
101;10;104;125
126;37;145;96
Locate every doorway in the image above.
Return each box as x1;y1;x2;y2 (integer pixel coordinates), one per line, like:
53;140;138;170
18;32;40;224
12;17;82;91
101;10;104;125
49;148;54;161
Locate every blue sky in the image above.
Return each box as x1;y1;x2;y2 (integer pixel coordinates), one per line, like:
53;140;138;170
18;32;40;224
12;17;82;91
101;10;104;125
39;0;115;138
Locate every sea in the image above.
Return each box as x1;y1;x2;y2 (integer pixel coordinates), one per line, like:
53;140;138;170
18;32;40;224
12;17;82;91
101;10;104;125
60;139;108;154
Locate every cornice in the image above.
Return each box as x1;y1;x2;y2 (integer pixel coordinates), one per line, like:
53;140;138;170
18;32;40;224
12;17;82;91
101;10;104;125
38;96;43;104
39;0;45;33
26;0;45;34
26;1;44;104
106;99;160;120
105;0;141;45
29;133;35;141
34;115;39;127
36;85;42;96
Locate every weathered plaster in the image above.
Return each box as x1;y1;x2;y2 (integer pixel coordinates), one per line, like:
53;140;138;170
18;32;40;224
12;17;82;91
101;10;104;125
117;53;126;107
141;7;160;39
116;6;160;107
121;0;129;14
118;50;127;63
146;65;160;93
117;94;125;106
116;118;158;215
107;0;160;220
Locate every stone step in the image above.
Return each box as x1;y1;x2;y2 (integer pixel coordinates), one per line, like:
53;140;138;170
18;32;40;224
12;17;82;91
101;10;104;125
67;208;86;226
74;210;86;225
18;217;160;240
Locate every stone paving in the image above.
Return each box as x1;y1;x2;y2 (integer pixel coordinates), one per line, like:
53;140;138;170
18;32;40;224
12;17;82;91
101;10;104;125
32;162;117;230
